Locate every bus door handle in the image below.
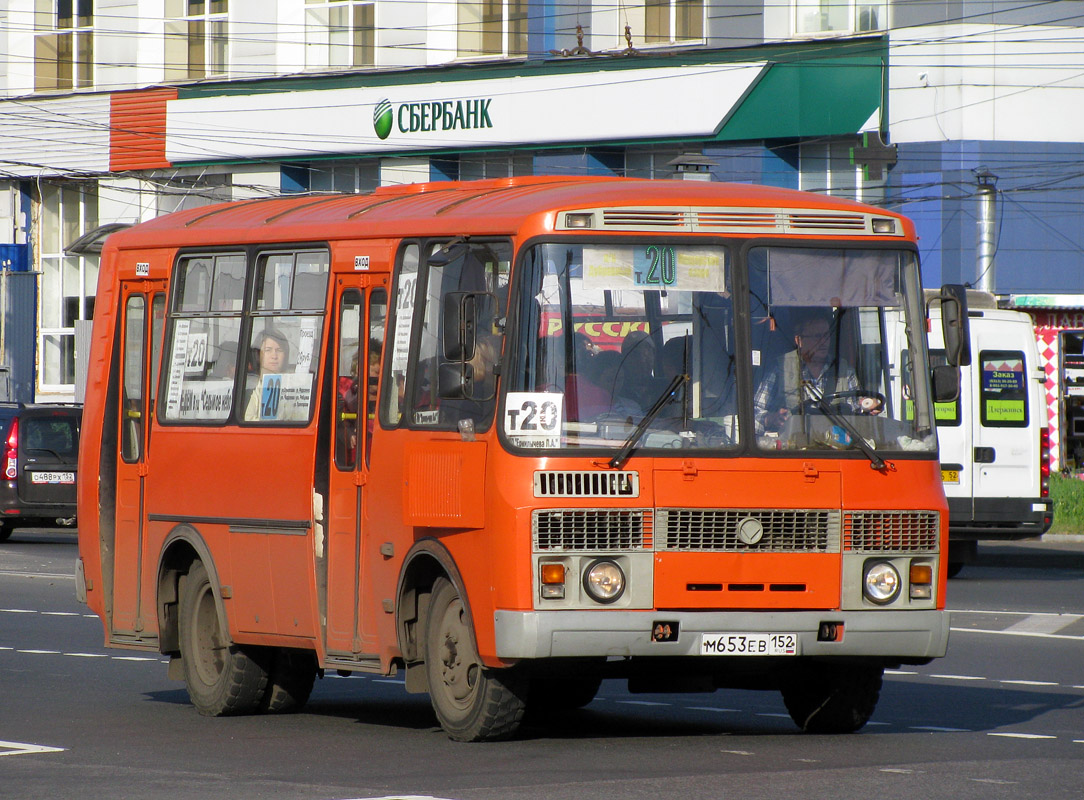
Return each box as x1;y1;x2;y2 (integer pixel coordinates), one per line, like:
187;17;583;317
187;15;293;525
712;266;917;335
974;447;996;464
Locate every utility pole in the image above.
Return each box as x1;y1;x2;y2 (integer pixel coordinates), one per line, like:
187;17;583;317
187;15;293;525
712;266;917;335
974;168;998;293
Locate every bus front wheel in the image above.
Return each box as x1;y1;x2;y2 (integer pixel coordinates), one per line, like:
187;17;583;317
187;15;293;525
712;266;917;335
179;561;269;716
780;662;883;734
424;577;526;742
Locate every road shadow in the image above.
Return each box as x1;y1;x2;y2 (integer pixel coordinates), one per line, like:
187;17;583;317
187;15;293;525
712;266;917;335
145;673;1083;742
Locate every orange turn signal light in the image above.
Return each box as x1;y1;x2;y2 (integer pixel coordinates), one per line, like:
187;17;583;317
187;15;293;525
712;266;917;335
910;564;933;584
540;563;566;585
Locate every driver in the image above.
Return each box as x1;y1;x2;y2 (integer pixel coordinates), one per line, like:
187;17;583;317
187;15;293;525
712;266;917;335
754;312;881;435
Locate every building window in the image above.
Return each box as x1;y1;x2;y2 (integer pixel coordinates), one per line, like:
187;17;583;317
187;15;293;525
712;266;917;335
306;0;375;69
794;0;885;36
38;183;97;392
458;0;527;58
645;0;704;44
34;0;94;91
165;0;228;80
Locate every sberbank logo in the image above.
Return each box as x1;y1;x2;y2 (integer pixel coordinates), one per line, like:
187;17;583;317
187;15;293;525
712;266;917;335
372;97;494;140
373;99;394;140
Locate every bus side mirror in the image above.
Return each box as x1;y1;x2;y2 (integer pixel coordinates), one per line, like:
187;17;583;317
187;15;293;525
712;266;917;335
443;292;477;362
931;364;960;403
438;361;475;400
938;284;971;367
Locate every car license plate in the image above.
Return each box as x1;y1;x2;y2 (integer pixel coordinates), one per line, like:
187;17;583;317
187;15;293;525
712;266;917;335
31;471;75;484
700;632;798;656
941;469;960;484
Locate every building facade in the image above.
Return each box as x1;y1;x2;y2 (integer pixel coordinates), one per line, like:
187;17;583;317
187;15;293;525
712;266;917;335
0;0;1082;413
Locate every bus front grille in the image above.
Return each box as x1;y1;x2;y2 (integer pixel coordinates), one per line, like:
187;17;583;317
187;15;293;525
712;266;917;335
655;509;840;552
534;470;639;498
533;509;652;551
843;510;940;552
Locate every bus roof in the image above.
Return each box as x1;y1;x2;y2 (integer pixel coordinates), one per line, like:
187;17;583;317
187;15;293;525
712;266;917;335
105;176;912;250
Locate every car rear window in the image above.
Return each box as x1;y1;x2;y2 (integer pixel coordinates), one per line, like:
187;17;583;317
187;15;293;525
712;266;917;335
23;417;79;457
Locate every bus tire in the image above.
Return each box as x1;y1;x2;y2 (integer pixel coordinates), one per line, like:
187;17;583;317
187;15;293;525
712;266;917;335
179;561;269;716
780;662;883;734
261;648;317;713
424;577;526;742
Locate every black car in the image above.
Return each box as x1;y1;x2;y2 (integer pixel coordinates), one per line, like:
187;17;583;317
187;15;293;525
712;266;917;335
0;403;80;542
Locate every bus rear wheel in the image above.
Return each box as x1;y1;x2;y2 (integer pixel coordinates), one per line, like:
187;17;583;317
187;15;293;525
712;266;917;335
261;648;317;713
179;561;269;716
780;662;883;734
424;578;526;742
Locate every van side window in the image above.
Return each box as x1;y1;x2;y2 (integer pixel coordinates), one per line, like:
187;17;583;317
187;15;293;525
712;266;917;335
979;349;1029;428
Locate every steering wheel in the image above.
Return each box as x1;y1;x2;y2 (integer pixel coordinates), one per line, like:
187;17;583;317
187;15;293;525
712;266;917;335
812;390;886;415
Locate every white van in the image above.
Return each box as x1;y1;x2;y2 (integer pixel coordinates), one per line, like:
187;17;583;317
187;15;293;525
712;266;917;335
928;292;1052;574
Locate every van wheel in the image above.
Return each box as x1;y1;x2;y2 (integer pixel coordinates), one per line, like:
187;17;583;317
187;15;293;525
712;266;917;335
179;561;269;716
0;522;12;543
780;663;883;733
261;648;317;713
424;578;526;741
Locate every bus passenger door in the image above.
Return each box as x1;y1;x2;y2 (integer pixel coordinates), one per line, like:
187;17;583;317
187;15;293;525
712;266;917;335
112;282;166;639
325;282;387;657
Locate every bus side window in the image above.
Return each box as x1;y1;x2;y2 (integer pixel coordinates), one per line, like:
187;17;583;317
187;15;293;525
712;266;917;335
381;243;419;427
366;289;387;465
121;295;146;462
334;291;363;470
409;240;510;429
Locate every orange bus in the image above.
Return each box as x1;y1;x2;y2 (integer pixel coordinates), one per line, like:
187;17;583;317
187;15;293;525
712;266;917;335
77;176;967;741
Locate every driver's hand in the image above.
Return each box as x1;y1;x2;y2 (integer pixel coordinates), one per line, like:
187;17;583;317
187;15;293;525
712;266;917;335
767;408;790;430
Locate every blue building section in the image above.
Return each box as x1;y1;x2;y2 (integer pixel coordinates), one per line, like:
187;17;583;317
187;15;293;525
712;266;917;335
0;244;29;272
889;141;1084;293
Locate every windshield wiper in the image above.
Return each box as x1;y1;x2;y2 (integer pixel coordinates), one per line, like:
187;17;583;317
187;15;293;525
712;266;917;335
608;373;687;469
804;384;892;472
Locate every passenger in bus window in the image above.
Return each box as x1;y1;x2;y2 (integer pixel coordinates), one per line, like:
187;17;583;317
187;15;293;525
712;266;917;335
754;312;881;435
244;328;290;421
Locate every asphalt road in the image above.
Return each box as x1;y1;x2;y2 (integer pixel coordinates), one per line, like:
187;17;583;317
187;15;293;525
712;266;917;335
3;529;1083;800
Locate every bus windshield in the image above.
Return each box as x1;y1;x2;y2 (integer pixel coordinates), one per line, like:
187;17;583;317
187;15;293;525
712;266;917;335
507;241;937;456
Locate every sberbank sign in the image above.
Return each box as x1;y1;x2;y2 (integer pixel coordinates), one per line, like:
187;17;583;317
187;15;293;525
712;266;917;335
373;97;494;141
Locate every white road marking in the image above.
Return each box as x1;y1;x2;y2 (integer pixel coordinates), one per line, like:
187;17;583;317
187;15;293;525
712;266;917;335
64;652;109;658
951;627;1084;642
910;726;970;732
885;669;918;676
16;649;61;655
686;706;740;713
929;674;986;681
988;732;1057;740
41;611;79;617
999;679;1059;687
721;750;754;756
0;740;66;757
0;571;74;580
880;768;916;773
616;700;669;707
1004;614;1082;635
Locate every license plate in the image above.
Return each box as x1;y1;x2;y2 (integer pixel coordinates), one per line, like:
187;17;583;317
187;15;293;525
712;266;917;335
31;471;75;484
700;632;798;656
941;469;960;484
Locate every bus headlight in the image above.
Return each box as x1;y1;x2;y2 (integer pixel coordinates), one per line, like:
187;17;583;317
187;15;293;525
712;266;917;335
863;561;901;605
583;559;625;604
